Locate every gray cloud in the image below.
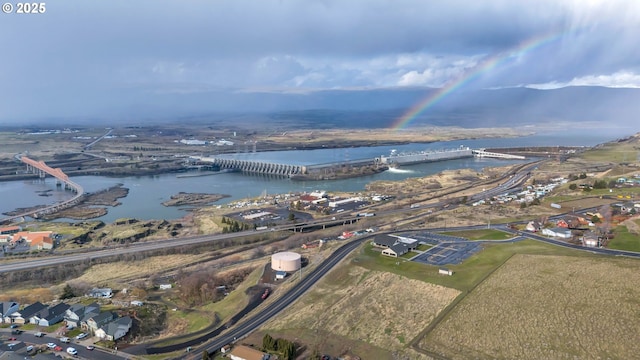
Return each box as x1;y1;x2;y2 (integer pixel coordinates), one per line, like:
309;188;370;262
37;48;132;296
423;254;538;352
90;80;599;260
1;0;638;121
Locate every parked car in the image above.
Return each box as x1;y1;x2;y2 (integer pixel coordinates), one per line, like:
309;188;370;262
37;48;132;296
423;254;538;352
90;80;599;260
26;345;34;352
60;337;70;343
54;345;63;351
8;337;16;341
75;332;88;340
46;343;57;349
35;332;45;337
11;329;23;335
9;324;19;329
66;347;78;355
86;345;95;351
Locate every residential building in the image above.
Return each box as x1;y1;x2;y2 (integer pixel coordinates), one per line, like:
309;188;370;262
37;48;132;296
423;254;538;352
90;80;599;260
87;288;113;298
35;303;70;327
95;316;132;341
86;312;117;334
228;345;270;360
541;227;572;239
11;302;46;325
65;303;100;328
0;301;19;324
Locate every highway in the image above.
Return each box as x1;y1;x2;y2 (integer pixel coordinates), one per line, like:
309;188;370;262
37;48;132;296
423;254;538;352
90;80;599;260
199;234;370;356
0;230;274;273
4;158;640;359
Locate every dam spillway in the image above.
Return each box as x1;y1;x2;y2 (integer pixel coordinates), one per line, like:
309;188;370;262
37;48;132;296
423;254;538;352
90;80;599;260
191;147;524;177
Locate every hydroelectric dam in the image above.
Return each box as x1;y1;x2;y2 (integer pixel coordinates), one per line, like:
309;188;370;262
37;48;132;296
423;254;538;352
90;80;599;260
189;147;525;177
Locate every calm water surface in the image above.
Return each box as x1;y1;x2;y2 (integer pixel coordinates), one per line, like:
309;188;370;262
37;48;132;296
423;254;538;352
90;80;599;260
0;134;615;222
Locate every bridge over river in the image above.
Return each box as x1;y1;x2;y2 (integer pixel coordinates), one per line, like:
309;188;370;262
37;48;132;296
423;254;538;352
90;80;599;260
0;156;84;224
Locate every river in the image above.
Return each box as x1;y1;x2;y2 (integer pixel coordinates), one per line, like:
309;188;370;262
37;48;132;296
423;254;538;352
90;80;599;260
0;134;615;222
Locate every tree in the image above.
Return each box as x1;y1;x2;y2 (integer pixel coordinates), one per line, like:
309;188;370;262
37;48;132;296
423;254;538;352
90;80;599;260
288;212;295;222
263;333;276;351
282;341;296;360
201;350;211;360
569;183;577;190
60;283;75;300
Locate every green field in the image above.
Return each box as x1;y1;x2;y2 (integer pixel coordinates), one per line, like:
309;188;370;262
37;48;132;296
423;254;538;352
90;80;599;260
359;239;600;292
441;228;512;240
608;225;640;252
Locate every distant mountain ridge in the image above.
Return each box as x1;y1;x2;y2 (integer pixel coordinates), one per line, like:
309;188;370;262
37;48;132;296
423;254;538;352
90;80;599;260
4;86;640;131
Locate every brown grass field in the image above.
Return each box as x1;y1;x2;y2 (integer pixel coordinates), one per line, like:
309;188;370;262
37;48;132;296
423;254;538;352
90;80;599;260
420;254;640;360
261;261;460;360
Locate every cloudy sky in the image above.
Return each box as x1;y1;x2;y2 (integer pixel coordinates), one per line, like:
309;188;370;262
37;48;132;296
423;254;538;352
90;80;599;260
1;0;639;121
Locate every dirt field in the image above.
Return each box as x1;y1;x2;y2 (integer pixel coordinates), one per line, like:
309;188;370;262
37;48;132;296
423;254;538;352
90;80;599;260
420;254;640;360
262;262;460;359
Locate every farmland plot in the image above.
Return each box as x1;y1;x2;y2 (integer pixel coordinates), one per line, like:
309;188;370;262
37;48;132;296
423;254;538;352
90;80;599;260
421;254;640;359
265;265;460;356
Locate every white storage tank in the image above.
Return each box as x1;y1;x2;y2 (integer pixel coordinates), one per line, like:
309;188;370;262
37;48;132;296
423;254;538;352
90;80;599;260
271;251;302;272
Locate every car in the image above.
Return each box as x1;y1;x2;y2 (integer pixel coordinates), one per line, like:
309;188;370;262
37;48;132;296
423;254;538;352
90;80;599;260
11;329;23;335
9;324;19;329
8;337;16;341
26;345;34;352
75;332;88;340
35;331;45;337
60;337;70;343
66;347;78;355
47;343;57;349
66;324;75;330
86;345;95;351
54;346;63;352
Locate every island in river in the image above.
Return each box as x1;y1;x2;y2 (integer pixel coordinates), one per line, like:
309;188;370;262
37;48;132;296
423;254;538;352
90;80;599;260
162;192;231;207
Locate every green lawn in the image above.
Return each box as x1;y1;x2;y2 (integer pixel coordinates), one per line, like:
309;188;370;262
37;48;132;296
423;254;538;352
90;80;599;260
357;239;604;293
417;244;432;251
441;229;512;240
400;251;416;259
608;226;640;252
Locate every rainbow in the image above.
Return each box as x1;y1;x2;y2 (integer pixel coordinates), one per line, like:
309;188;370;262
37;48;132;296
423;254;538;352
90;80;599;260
390;30;564;130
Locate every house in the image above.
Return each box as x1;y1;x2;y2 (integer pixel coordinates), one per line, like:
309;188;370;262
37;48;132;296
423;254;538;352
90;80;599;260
88;288;113;298
86;312;117;334
35;303;70;327
158;284;172;290
525;220;543;232
541;227;572;239
0;301;19;323
228;345;270;360
555;219;569;228
65;302;100;328
274;271;287;280
221;345;231;353
582;231;600;247
439;268;453;276
11;301;46;325
95;316;132;341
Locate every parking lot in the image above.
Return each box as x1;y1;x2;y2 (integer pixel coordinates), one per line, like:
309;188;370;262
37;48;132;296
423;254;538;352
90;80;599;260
411;242;482;266
393;231;482;266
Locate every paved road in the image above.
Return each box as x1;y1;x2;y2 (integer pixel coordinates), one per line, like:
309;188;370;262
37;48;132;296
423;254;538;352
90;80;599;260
196;235;370;357
0;329;122;360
